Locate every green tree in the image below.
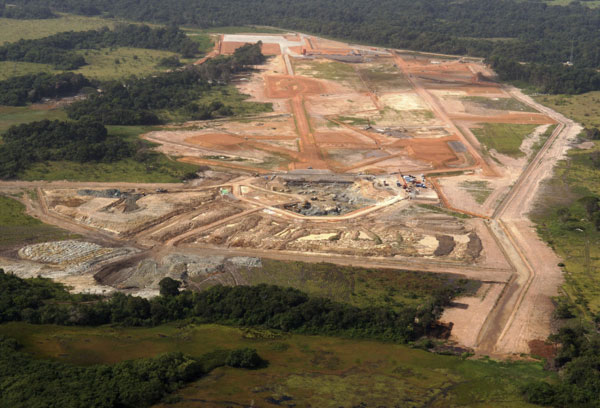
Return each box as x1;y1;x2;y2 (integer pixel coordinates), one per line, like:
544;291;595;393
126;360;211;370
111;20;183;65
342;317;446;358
226;348;263;369
159;277;181;297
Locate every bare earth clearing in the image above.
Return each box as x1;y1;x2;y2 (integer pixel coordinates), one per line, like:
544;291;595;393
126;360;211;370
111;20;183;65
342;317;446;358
0;33;579;358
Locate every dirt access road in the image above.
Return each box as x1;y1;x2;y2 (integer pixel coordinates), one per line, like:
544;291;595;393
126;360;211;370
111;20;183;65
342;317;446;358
473;90;581;356
389;50;578;356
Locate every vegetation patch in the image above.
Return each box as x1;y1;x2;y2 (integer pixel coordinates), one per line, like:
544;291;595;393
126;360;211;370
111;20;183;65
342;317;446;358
0;61;54;81
530;124;557;158
0;334;259;408
67;43;268;125
0;271;458;344
0;105;67;134
20;126;200;183
0;195;76;249
0;321;554;407
535;92;600;129
293;59;361;87
0;72;90;106
0;119;131;179
74;47;183;80
460;180;493;204
472;123;538;158
194;259;479;312
533;140;600;315
336;115;370;126
462;96;536;112
0;14;118;43
0;24;200;70
358;63;410;91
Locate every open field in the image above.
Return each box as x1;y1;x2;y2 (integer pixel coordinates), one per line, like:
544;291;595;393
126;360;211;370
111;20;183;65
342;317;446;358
0;61;55;81
472;123;538;158
462;96;537;113
0;14;119;43
0;105;68;134
0;49;182;81
528;91;600;316
534;91;600;129
0;322;554;407
0;195;77;250
532;139;600;315
19;158;200;183
74;48;182;80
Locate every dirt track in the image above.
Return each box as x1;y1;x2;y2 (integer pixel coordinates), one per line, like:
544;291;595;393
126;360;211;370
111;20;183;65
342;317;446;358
472;89;581;356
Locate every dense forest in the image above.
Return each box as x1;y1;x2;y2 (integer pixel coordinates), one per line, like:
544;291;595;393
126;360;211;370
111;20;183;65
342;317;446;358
7;0;600;93
0;120;132;178
0;336;262;407
0;72;92;106
0;24;199;69
0;270;456;343
66;43;266;125
0;2;55;19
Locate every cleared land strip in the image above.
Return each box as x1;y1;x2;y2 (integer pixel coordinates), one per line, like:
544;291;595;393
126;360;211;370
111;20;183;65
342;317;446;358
175;245;513;283
472;87;580;355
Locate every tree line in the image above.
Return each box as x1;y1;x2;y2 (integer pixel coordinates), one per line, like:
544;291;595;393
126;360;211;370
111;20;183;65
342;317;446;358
7;0;600;93
0;1;55;19
0;270;457;344
0;120;132;179
0;336;263;408
66;42;265;125
0;24;199;69
0;72;91;106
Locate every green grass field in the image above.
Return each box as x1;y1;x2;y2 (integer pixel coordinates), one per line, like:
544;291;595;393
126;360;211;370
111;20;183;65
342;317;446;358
531;93;600;317
192;259;479;312
462;96;536;112
0;14;118;43
0;61;55;81
74;48;182;80
19;157;198;183
0;195;77;249
472;123;538;158
533;140;600;316
534;92;600;129
0;105;68;134
0;321;553;407
0;48;197;81
293;59;363;88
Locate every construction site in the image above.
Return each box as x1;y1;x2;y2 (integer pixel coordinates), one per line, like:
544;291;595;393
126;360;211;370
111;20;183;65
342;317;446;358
0;31;582;358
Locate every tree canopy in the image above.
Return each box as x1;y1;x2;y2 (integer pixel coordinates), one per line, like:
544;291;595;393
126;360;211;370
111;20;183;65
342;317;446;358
0;24;199;69
7;0;600;93
0;120;132;179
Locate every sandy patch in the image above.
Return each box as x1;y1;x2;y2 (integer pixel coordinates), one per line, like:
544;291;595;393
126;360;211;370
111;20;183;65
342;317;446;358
380;93;428;110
